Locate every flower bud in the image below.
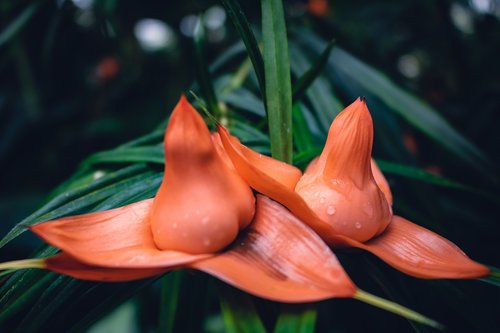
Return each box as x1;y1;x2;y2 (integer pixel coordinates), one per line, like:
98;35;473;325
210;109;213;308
151;96;255;253
295;98;391;242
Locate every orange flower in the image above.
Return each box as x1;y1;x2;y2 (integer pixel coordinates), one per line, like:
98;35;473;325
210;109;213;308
18;96;356;303
218;97;489;279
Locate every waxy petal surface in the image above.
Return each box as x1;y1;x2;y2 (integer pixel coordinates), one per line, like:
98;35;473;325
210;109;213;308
31;199;211;268
295;98;392;241
221;130;302;190
350;216;490;279
371;159;393;206
151;96;255;253
191;196;356;302
46;253;168;282
218;126;344;246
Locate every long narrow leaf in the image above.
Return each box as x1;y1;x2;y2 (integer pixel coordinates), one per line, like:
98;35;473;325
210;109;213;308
0;2;40;47
273;305;317;333
158;271;183;333
289;42;343;133
296;31;493;176
221;0;266;101
82;146;164;167
292;39;335;102
219;284;266;333
193;22;221;117
261;0;293;163
0;170;156;248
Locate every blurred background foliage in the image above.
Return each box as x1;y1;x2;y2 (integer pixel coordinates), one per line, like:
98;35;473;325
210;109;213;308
0;0;499;332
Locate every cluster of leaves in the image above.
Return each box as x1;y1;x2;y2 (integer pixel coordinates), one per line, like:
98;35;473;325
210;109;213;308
0;0;499;332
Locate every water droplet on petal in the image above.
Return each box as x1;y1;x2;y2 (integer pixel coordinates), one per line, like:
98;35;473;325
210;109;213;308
319;196;325;204
326;205;336;215
355;221;362;229
363;202;373;216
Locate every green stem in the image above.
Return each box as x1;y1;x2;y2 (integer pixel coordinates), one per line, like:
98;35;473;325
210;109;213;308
0;258;46;273
354;289;444;330
261;0;293;163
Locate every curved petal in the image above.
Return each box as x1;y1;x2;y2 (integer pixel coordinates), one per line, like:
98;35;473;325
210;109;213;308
217;126;302;190
45;253;167;282
351;216;490;279
294;99;392;242
151;96;255;253
371;159;393;206
218;126;350;247
191;196;356;303
31;199;211;269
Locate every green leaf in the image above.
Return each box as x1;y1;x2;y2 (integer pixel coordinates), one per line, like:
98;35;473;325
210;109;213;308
219;284;266;333
193;21;221;117
292;103;316;152
480;266;500;287
0;168;156;248
273;305;317;333
261;0;293;163
66;279;157;333
292;39;335;102
289;42;343;134
118;130;164;149
15;276;82;332
221;0;266;100
158;271;184;333
376;159;500;202
230;120;269;144
0;2;40;48
296;31;493;176
376;160;468;190
293;147;321;169
82;145;164;167
219;88;266;117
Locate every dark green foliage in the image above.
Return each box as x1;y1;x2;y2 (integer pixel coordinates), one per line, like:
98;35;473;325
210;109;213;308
0;0;499;332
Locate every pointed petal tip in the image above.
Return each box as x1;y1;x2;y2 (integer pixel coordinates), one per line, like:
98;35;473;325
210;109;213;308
359;215;490;279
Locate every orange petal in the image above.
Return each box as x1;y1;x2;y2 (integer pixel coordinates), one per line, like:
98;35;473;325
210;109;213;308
45;253;167;282
191;196;356;302
218;126;344;246
31;199;211;269
217;127;302;190
371;159;393;206
295;98;392;242
151;96;255;254
351;216;490;279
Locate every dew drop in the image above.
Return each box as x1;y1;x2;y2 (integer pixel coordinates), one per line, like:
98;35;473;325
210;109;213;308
314;192;320;198
363;202;373;216
319;196;325;204
326;205;336;215
355;221;362;229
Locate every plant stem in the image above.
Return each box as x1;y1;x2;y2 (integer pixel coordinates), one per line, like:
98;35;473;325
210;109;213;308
354;289;444;330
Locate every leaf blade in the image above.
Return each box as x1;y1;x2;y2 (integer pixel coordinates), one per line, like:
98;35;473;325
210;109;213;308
261;0;293;163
